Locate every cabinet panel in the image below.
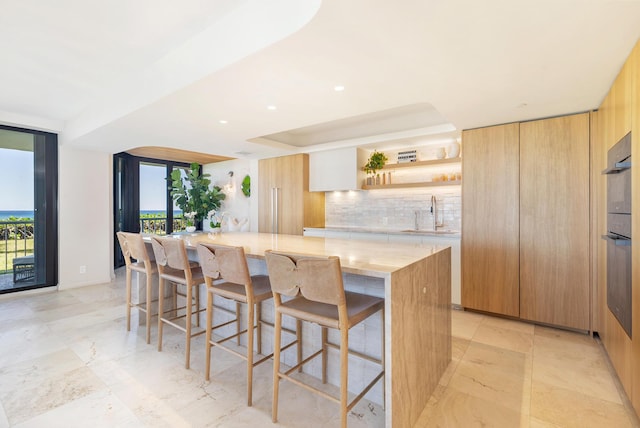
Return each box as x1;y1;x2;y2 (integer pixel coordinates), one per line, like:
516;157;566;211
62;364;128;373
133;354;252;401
461;123;520;317
630;38;640;415
259;154;324;235
519;113;590;330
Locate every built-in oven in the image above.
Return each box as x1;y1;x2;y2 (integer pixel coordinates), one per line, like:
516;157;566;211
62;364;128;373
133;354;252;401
603;132;632;338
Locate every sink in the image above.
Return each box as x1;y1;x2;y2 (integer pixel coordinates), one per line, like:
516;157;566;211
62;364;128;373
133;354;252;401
400;229;459;235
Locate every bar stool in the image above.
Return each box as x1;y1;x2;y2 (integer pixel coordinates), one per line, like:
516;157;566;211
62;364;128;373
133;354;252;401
197;243;292;406
116;231;157;344
150;236;205;369
264;250;385;428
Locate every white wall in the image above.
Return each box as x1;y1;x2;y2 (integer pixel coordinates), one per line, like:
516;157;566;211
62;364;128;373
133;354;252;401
203;159;259;232
58;144;113;289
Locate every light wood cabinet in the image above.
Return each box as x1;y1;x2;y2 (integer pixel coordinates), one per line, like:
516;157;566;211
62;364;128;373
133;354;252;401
462;114;591;330
519;113;590;330
461;123;520;317
258;154;324;235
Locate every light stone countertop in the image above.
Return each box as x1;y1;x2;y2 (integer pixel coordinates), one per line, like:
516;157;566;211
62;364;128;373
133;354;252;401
155;231;447;279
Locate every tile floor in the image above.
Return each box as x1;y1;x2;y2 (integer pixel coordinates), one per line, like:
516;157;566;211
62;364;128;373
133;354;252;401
0;268;637;427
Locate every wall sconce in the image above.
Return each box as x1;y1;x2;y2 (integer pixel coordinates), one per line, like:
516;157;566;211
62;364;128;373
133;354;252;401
224;171;236;194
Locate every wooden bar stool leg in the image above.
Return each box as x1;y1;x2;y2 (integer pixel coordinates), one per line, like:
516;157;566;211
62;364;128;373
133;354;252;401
145;272;152;344
381;309;386;410
236;302;241;345
205;288;213;381
256;302;262;355
126;268;132;331
296;319;303;372
185;284;193;369
272;310;283;423
247;299;255;406
322;326;328;383
157;278;165;352
195;283;201;328
340;328;349;428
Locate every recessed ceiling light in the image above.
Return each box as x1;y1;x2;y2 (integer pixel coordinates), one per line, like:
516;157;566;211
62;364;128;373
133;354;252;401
334;85;345;92
219;120;228;124
267;105;277;110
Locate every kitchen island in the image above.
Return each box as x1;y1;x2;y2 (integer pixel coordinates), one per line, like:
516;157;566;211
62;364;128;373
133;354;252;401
160;232;451;427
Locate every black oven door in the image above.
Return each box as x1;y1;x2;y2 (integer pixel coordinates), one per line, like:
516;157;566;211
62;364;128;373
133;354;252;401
604;234;632;338
607;166;631;214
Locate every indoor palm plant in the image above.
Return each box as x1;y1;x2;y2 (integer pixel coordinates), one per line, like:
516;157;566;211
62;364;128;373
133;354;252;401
169;163;226;231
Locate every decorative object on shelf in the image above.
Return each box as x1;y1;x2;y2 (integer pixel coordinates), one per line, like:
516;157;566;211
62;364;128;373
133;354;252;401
364;150;388;175
241;175;251;197
435;147;446;159
397;149;417;163
169;162;226;229
447;142;460;159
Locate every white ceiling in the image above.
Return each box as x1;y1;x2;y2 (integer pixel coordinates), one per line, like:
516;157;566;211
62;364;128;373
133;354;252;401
1;0;640;159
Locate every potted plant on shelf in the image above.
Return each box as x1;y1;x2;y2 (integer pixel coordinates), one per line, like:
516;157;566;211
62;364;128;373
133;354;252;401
169;163;226;232
364;150;388;185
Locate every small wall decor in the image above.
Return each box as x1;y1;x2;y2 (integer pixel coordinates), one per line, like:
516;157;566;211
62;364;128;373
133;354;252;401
241;174;251;197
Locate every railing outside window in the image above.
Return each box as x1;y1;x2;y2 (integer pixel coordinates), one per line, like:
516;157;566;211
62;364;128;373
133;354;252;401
139;216;187;235
0;220;34;274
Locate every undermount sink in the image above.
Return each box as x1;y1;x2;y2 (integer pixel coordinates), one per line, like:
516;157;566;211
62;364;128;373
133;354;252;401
400;229;459;235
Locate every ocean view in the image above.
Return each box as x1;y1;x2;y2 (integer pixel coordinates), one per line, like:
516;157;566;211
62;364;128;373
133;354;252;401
0;210;34;220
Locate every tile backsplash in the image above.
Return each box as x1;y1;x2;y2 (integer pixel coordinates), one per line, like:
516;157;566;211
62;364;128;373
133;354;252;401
325;187;461;231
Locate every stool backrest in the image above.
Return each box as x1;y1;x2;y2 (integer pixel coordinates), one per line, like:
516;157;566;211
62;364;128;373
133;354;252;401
150;236;189;271
116;231;153;266
264;250;345;306
197;243;251;286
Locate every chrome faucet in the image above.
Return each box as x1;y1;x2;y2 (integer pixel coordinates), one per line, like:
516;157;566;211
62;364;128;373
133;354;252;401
431;195;444;231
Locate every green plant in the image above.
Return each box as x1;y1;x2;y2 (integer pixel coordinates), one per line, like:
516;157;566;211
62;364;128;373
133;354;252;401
364;150;388;175
241;175;251;197
169;163;226;223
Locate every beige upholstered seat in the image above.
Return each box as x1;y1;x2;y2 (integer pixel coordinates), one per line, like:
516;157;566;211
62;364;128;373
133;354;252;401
116;231;157;344
197;243;300;406
150;236;205;369
264;250;385;428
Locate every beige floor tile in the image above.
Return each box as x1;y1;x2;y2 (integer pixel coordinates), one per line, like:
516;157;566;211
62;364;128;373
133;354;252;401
452;336;470;360
532;333;622;405
450;342;531;415
472;323;534;354
0;349;107;425
482;315;535;335
451;309;485;340
531;381;633;428
414;386;523;428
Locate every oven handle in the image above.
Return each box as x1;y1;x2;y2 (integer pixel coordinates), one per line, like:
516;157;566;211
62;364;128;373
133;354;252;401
602;234;632;246
602;161;631;174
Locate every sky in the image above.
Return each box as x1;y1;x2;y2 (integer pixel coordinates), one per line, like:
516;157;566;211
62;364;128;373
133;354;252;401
0;148;175;212
0;148;34;210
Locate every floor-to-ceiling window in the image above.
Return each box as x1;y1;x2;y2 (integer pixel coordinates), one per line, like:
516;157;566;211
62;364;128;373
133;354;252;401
113;153;193;268
0;125;58;294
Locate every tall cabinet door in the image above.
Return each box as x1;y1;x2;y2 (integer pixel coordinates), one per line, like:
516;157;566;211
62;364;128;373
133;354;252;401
519;113;590;330
259;154;324;235
461;123;520;317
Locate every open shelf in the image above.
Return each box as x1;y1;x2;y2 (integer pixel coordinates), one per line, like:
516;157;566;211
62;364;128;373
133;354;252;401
362;180;461;190
381;157;461;170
